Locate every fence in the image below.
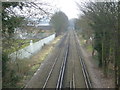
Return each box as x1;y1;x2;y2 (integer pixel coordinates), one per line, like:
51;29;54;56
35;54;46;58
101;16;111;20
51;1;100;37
9;34;55;61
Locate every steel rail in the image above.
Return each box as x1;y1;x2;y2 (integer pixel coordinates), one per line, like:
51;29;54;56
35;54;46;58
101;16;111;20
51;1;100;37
70;73;75;89
56;45;69;89
74;31;92;89
42;55;59;89
70;34;76;89
42;34;67;89
56;35;70;89
72;69;75;89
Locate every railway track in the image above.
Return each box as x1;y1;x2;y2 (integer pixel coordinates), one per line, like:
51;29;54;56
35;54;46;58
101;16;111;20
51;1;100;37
42;35;66;89
38;30;92;89
56;44;69;89
42;33;69;89
42;44;69;89
74;30;92;89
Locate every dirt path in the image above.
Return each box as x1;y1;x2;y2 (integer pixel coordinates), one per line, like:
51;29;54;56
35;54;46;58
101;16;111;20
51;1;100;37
78;40;115;88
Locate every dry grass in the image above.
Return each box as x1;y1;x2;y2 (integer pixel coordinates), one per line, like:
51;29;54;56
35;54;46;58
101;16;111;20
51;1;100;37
11;35;62;88
3;35;62;88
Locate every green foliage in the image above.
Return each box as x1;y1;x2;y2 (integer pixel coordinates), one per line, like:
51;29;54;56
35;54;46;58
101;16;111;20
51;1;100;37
2;2;18;8
2;2;53;88
3;16;24;37
2;2;25;88
77;1;119;88
50;11;69;36
75;15;93;41
74;19;81;30
2;39;41;54
2;52;9;77
2;52;21;88
2;2;24;38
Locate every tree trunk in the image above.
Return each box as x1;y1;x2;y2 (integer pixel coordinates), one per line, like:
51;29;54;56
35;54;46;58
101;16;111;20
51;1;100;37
98;51;102;67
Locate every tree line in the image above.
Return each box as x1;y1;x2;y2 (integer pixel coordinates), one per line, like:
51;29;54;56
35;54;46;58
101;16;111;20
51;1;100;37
50;11;69;37
75;1;120;88
2;2;53;87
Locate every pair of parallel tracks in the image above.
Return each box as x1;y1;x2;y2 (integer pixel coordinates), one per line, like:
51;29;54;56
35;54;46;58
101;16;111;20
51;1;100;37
42;31;92;89
42;33;69;89
56;44;69;89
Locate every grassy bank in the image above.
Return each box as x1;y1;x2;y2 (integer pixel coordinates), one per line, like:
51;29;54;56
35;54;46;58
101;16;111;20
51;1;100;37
77;31;115;80
2;39;40;54
2;33;55;54
3;35;62;88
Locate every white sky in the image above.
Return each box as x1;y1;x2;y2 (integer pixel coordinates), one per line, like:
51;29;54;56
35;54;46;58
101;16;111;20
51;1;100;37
54;0;80;19
33;0;88;19
48;0;91;19
5;0;89;19
4;0;118;19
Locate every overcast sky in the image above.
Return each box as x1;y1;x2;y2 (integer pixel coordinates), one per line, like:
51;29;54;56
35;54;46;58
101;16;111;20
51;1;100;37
46;0;93;19
54;0;80;19
4;0;118;19
33;0;89;19
43;0;118;19
5;0;90;20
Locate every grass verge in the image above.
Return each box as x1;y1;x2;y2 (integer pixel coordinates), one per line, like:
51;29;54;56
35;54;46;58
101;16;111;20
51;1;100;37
3;39;40;54
3;35;62;88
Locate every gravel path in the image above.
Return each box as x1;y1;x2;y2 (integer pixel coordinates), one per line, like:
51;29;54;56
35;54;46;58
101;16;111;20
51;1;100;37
78;39;115;88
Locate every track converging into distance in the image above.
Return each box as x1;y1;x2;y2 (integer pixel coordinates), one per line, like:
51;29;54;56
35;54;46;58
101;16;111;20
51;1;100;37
25;30;92;89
